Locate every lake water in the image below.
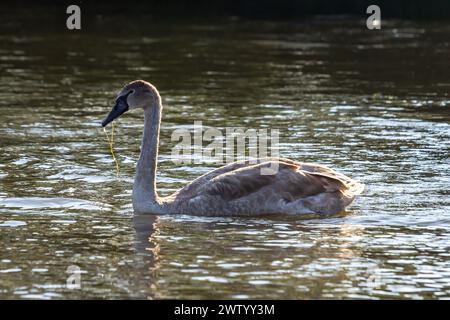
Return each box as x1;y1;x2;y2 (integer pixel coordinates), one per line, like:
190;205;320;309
0;15;449;299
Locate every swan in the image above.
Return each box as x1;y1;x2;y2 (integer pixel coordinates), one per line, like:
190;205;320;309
102;80;364;216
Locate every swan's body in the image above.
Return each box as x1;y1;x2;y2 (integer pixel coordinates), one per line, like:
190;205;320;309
102;80;364;216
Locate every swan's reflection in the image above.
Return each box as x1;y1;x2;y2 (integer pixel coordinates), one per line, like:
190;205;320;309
132;213;161;299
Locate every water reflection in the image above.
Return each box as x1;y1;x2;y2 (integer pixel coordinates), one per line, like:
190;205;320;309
132;214;160;299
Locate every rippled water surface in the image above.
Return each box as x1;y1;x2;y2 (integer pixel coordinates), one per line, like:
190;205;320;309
0;15;449;299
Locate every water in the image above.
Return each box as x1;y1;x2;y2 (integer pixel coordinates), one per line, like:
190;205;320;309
0;15;449;299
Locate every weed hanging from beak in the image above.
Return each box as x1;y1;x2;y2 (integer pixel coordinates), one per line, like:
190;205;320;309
103;121;120;177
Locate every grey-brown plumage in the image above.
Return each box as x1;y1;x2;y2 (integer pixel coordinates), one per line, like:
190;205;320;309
102;80;364;217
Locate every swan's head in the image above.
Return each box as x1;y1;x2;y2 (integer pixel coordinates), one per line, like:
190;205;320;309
102;80;160;127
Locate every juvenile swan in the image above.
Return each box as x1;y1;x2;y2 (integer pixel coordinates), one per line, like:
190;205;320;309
102;80;364;216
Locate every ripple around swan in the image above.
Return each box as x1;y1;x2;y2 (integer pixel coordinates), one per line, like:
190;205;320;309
0;197;108;211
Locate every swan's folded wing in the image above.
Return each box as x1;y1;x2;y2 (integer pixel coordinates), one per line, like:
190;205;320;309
173;157;291;200
174;158;363;203
195;161;359;202
299;162;365;195
202;161;299;201
172;160;261;200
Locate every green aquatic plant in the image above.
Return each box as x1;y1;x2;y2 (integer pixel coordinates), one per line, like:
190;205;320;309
103;121;120;177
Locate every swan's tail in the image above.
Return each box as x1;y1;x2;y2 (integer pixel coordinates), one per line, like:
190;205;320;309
347;180;365;196
340;179;364;208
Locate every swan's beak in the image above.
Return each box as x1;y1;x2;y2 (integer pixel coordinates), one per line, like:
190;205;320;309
102;99;129;127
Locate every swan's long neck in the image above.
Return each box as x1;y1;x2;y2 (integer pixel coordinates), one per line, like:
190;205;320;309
133;100;162;211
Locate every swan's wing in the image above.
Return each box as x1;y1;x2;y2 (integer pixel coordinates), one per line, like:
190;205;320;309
299;162;365;195
173;158;363;205
172;158;287;200
202;161;298;201
190;160;359;202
